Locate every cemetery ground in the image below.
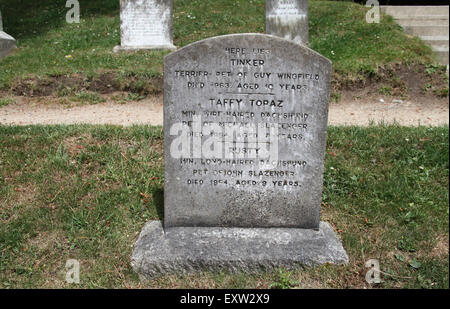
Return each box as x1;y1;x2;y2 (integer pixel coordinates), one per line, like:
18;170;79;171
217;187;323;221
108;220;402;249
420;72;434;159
0;0;448;288
0;125;448;288
0;0;448;104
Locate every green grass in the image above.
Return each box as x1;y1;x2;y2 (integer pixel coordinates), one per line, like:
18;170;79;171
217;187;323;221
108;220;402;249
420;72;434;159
0;124;448;288
71;91;106;105
0;97;15;107
0;0;440;91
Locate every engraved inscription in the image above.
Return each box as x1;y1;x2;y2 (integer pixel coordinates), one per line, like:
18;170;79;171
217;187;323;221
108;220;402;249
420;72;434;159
266;0;309;45
120;0;173;47
271;0;302;16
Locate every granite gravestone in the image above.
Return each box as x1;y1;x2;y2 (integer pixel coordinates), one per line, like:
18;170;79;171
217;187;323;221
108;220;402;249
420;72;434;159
131;34;348;278
114;0;176;52
266;0;309;46
0;10;16;59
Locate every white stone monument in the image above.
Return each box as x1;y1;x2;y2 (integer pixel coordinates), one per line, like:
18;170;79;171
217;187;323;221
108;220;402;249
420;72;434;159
266;0;309;46
114;0;176;52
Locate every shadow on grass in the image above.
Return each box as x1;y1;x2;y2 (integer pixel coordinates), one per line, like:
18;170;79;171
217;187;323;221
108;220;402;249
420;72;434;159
0;0;119;39
152;187;164;222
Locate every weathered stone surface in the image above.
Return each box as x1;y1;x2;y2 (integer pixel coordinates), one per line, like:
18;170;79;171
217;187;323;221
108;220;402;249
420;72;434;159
114;0;176;52
164;34;331;229
131;220;349;278
131;34;346;279
266;0;309;45
0;10;16;59
0;31;16;59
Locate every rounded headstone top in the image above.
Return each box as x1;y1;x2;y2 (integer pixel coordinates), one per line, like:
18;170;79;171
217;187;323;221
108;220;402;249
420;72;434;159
165;33;331;67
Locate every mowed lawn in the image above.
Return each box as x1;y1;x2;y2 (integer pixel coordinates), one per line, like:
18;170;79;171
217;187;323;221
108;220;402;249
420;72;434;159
0;0;448;290
0;0;442;91
0;125;448;289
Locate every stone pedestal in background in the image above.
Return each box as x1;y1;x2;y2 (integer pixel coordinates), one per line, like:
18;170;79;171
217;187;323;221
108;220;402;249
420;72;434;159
114;0;176;52
266;0;309;46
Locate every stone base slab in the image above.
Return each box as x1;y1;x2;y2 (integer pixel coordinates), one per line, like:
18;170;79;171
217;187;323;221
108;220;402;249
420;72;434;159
113;44;177;53
131;221;349;278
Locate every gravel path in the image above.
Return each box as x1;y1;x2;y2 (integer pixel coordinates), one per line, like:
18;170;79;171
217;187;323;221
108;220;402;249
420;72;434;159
0;95;448;127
